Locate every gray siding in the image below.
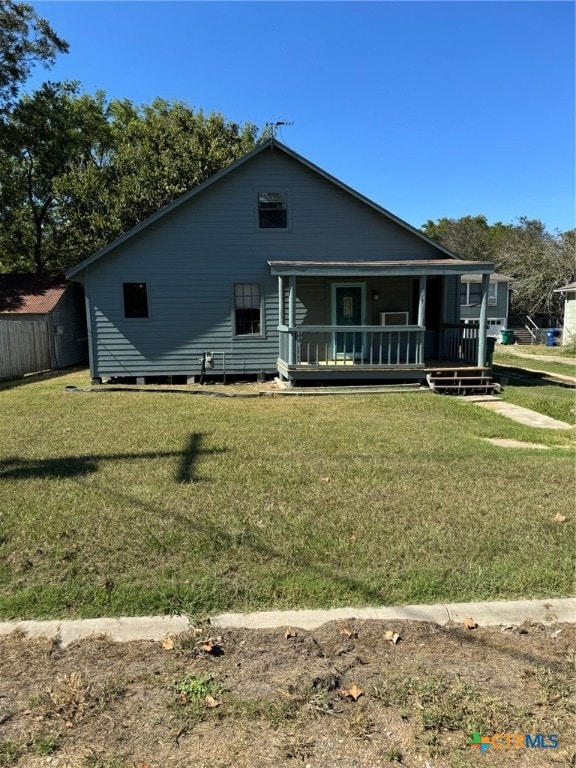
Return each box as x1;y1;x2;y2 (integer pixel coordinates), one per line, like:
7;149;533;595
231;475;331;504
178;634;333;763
82;148;457;378
52;283;88;368
460;279;509;322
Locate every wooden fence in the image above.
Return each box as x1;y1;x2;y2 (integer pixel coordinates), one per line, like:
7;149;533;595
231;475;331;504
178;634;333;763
0;320;52;380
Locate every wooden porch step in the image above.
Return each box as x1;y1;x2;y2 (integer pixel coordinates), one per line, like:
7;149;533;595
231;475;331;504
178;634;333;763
426;369;501;396
430;375;493;382
430;383;496;390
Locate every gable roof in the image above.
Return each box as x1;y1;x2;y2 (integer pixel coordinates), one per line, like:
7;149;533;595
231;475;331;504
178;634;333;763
66;139;462;279
0;273;69;314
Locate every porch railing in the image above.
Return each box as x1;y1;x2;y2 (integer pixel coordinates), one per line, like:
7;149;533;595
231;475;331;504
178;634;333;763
278;325;425;367
442;323;480;364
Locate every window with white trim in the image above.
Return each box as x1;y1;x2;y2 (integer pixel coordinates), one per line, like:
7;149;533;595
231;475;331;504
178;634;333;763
234;283;261;335
460;281;489;306
258;192;287;228
488;282;497;305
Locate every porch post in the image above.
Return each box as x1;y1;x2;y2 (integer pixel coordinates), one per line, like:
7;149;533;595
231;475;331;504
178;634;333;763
439;276;449;360
417;275;427;364
278;276;284;326
288;275;296;365
477;273;489;367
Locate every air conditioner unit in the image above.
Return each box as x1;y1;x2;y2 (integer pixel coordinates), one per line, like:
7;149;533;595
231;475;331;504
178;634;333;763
380;312;409;326
488;297;497;306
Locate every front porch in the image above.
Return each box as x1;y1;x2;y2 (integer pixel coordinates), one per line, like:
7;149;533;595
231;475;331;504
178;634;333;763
270;259;495;383
276;322;486;381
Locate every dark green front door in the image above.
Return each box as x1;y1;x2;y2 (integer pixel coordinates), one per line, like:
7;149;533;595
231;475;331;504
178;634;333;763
334;284;364;357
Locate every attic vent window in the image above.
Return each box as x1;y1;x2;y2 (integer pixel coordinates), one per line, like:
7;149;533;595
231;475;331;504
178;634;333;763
123;282;149;318
258;192;287;228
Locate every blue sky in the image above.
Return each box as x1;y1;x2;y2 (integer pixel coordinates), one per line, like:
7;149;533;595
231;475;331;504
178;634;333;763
29;1;575;233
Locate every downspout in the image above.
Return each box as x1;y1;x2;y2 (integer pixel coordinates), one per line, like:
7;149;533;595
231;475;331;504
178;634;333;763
439;276;449;360
477;273;490;367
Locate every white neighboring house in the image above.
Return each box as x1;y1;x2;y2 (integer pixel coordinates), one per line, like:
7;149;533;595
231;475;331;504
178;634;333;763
460;273;512;339
554;281;576;346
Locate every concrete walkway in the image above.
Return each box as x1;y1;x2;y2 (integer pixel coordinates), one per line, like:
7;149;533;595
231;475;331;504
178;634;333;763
0;598;574;647
462;395;574;429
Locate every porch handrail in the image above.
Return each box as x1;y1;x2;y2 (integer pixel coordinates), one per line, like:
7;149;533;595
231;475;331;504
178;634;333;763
278;324;424;333
524;315;538;344
277;324;425;367
441;322;480;364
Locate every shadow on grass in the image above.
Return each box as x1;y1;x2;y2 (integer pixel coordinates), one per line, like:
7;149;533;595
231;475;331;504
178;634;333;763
0;365;88;393
492;365;576;389
104;484;390;610
0;432;225;483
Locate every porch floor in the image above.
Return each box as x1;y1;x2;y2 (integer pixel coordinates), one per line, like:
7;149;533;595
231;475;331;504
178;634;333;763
278;358;491;382
424;360;490;372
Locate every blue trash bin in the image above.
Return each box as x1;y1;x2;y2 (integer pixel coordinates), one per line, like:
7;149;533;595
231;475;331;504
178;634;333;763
546;330;557;347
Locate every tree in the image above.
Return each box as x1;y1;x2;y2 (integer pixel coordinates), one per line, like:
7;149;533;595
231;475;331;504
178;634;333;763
0;0;68;112
422;214;575;319
0;86;261;272
0;81;113;272
421;214;503;262
496;218;575;318
103;98;259;232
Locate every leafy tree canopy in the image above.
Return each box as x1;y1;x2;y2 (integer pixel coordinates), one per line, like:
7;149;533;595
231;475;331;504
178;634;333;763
0;84;261;273
422;215;575;318
0;0;68;112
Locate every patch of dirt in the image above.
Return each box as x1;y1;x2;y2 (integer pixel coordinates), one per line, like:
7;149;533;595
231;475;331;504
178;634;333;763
484;438;551;449
0;620;574;767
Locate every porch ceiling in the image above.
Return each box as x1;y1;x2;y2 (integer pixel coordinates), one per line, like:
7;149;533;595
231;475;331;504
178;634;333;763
268;259;494;277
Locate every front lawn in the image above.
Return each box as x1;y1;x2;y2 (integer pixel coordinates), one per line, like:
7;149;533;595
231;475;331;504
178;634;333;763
0;370;574;620
499;384;576;425
493;347;576;379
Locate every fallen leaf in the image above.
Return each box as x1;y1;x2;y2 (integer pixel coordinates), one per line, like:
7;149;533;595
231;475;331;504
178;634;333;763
285;627;298;639
340;684;364;701
162;637;174;651
321;476;331;483
384;630;401;644
349;534;357;542
65;720;73;728
464;617;478;630
554;513;566;522
177;692;189;705
200;639;224;655
339;628;357;638
205;694;222;708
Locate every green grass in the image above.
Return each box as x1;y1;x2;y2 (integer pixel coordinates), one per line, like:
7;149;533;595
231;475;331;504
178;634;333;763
0;370;574;620
500;384;576;425
494;347;576;379
499;343;576;358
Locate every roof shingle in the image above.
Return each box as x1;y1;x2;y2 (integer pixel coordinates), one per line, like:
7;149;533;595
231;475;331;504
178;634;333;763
0;274;69;314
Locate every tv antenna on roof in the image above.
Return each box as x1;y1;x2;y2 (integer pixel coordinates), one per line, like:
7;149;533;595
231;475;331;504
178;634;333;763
265;121;294;140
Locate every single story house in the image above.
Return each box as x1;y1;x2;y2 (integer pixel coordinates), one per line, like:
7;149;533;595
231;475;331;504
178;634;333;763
460;272;512;338
0;274;87;380
554;281;576;346
66;139;496;386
